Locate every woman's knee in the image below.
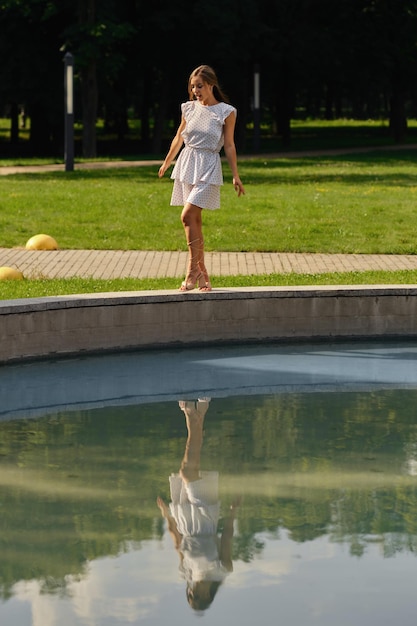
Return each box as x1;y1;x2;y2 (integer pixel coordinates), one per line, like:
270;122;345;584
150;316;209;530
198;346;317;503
181;203;202;227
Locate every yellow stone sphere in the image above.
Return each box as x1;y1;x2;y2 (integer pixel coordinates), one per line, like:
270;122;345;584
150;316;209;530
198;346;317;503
25;234;58;250
0;266;24;280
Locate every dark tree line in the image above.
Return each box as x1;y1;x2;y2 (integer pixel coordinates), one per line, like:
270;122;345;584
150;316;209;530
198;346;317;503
1;0;417;158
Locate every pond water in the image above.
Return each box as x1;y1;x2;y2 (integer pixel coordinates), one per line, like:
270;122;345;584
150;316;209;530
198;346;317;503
1;340;417;625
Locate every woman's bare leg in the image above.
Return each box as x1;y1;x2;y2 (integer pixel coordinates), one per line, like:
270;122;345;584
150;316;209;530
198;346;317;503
178;400;209;483
198;238;212;291
181;202;203;245
179;203;206;291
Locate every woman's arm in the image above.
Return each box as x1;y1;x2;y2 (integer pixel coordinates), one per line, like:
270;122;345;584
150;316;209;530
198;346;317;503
156;496;183;550
223;111;245;196
219;502;240;572
158;117;186;178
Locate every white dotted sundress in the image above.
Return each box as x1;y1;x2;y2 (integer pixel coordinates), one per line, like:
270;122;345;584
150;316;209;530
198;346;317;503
170;100;236;210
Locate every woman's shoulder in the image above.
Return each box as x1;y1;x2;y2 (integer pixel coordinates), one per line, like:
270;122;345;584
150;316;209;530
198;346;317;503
181;100;195;115
216;101;237;122
219;101;236;112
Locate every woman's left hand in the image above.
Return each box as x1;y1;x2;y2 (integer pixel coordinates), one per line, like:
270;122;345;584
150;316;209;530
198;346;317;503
233;177;245;197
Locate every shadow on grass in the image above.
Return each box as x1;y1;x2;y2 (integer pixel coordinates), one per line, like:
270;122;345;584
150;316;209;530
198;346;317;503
7;149;417;188
240;150;417;186
12;165;160;183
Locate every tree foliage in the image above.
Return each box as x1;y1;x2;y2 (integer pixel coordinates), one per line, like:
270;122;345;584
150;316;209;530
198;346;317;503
1;0;417;156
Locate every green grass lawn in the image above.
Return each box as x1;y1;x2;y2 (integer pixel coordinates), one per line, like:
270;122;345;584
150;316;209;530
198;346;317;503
1;149;417;253
1;138;417;299
2;270;417;301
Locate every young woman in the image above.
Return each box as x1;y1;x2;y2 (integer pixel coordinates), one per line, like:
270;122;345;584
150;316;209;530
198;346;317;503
156;399;240;612
158;65;245;292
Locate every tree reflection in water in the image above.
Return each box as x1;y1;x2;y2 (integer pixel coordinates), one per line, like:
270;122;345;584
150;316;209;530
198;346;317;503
0;387;417;623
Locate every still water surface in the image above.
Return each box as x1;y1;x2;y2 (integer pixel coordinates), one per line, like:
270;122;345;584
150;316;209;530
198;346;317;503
1;341;417;625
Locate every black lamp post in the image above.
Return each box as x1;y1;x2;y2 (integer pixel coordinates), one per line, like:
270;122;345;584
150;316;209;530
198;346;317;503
253;64;261;152
64;51;74;172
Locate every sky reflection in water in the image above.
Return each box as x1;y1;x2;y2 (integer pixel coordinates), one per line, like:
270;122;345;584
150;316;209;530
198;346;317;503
1;340;417;625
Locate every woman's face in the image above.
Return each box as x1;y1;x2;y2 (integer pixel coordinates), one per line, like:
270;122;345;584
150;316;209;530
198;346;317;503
190;75;213;105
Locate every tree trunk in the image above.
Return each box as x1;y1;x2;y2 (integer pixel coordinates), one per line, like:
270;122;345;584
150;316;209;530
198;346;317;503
140;69;152;151
325;82;334;120
10;102;19;144
275;61;293;148
389;91;407;143
80;60;98;157
275;96;292;148
29;102;50;155
78;0;98;158
151;101;167;154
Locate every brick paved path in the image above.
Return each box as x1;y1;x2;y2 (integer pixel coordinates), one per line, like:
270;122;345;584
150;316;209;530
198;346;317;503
1;248;417;279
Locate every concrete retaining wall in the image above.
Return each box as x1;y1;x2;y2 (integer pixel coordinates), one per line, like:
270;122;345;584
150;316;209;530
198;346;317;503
1;285;417;363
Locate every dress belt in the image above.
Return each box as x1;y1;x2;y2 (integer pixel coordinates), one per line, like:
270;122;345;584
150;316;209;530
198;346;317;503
184;145;218;154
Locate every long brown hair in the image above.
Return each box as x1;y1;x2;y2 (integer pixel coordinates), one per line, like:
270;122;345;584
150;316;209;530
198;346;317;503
188;65;230;103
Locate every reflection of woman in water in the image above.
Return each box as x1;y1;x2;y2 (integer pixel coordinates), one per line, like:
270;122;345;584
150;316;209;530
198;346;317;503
157;398;239;612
